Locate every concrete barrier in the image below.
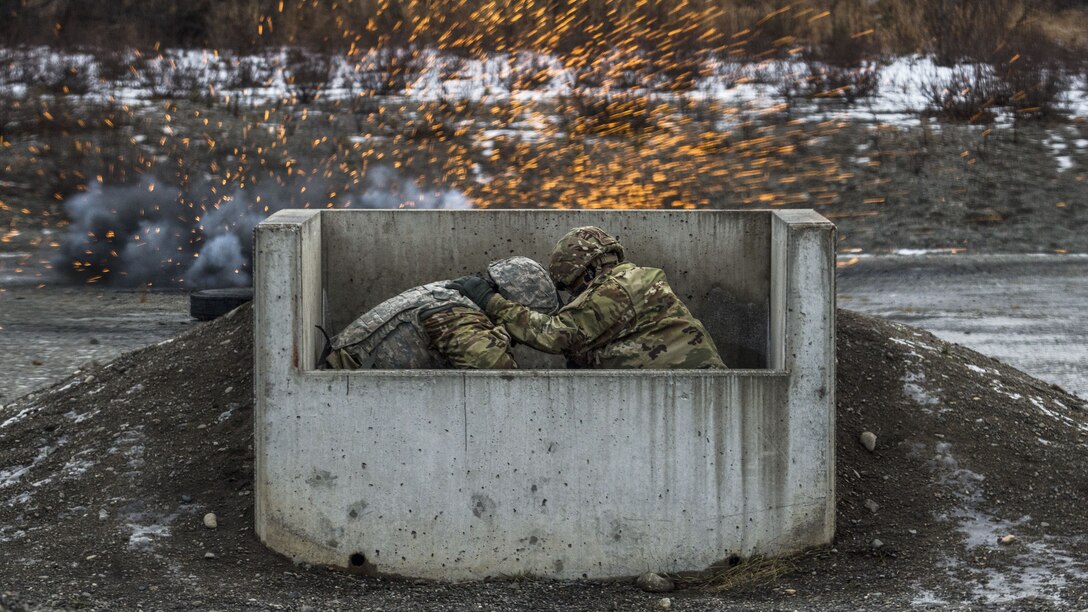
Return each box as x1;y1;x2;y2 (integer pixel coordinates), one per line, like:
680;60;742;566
254;209;835;580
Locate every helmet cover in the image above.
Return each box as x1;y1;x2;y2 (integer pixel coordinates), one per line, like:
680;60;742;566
547;226;625;290
487;256;559;313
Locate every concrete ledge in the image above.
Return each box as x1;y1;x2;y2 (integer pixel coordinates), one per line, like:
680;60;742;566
254;209;835;580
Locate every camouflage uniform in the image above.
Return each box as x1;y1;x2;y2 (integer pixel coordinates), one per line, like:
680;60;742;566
484;228;725;369
325;256;557;370
420;306;517;369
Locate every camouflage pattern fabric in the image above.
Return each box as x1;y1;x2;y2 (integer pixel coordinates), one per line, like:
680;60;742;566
487;262;726;369
421;306;518;369
547;226;625;290
326;282;473;369
487;256;559;314
325;257;556;370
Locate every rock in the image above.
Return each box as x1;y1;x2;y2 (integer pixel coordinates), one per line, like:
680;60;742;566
89;338;99;345
83;375;95;384
860;431;877;452
784;589;797;595
203;513;218;529
636;572;674;593
999;534;1017;545
864;499;879;513
204;552;217;559
181;495;193;503
656;597;672;610
871;538;884;550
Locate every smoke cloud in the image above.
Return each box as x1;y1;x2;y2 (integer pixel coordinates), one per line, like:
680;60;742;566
353;165;472;210
55;166;473;287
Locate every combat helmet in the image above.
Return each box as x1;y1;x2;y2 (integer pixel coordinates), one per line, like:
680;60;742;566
547;226;625;291
487;256;559;313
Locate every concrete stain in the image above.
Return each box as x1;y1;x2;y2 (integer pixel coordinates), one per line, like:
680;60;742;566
347;499;368;520
306;469;338;488
471;494;496;518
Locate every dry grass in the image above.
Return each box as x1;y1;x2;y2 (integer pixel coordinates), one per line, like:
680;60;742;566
1;0;1085;61
673;554;797;593
1033;8;1088;51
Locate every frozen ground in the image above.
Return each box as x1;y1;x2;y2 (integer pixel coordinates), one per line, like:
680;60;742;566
1;254;1085;402
1;305;1085;610
838;254;1088;399
2;47;1087;125
0;286;191;401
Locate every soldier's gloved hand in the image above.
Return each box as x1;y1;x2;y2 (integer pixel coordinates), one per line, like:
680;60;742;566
447;276;497;309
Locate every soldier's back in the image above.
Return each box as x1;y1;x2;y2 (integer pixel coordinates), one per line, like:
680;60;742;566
583;264;725;369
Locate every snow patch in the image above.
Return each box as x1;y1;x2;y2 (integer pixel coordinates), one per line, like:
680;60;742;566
904;369;941;406
929;442;1088;606
0;437;66;489
126;518;175;550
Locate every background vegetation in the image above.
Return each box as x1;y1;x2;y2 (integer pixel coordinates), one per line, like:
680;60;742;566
1;0;1086;63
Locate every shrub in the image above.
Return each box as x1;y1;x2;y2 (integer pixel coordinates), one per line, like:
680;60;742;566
29;55;95;96
779;57;879;103
354;48;427;96
560;92;663;138
922;65;1009;122
922;0;1034;65
997;25;1075;119
283;49;333;104
507;52;554;91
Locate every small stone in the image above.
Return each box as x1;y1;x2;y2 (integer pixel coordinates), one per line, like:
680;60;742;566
83;375;95;384
85;555;97;561
89;338;100;345
864;499;879;513
859;431;877;452
656;597;672;610
203;513;218;529
31;359;43;366
204;552;217;559
908;529;917;535
181;495;193;503
224;386;234;394
871;538;884;550
999;534;1017;545
784;589;797;595
636;572;674;593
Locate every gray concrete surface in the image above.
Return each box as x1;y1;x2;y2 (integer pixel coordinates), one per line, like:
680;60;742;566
254;209;836;579
838;254;1088;399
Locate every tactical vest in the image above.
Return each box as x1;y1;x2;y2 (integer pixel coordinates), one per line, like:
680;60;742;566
329;282;476;369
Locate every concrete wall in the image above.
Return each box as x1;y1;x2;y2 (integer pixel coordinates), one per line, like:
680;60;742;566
254;209;835;580
321;210;771;368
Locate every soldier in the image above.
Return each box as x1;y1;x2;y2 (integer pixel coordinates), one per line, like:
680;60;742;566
449;227;725;369
322;256;558;370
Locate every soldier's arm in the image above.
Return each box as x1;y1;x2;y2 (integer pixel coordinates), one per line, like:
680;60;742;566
423;307;518;369
485;282;631;354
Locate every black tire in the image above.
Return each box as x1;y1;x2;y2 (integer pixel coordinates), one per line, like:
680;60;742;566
190;287;254;321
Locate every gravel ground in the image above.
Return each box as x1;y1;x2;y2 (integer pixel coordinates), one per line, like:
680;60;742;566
0;306;1085;610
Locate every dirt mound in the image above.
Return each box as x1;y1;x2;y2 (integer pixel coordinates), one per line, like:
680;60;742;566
1;307;1086;610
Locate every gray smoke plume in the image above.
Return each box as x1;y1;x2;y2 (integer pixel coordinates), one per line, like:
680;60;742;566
56;166;472;287
353;165;471;210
